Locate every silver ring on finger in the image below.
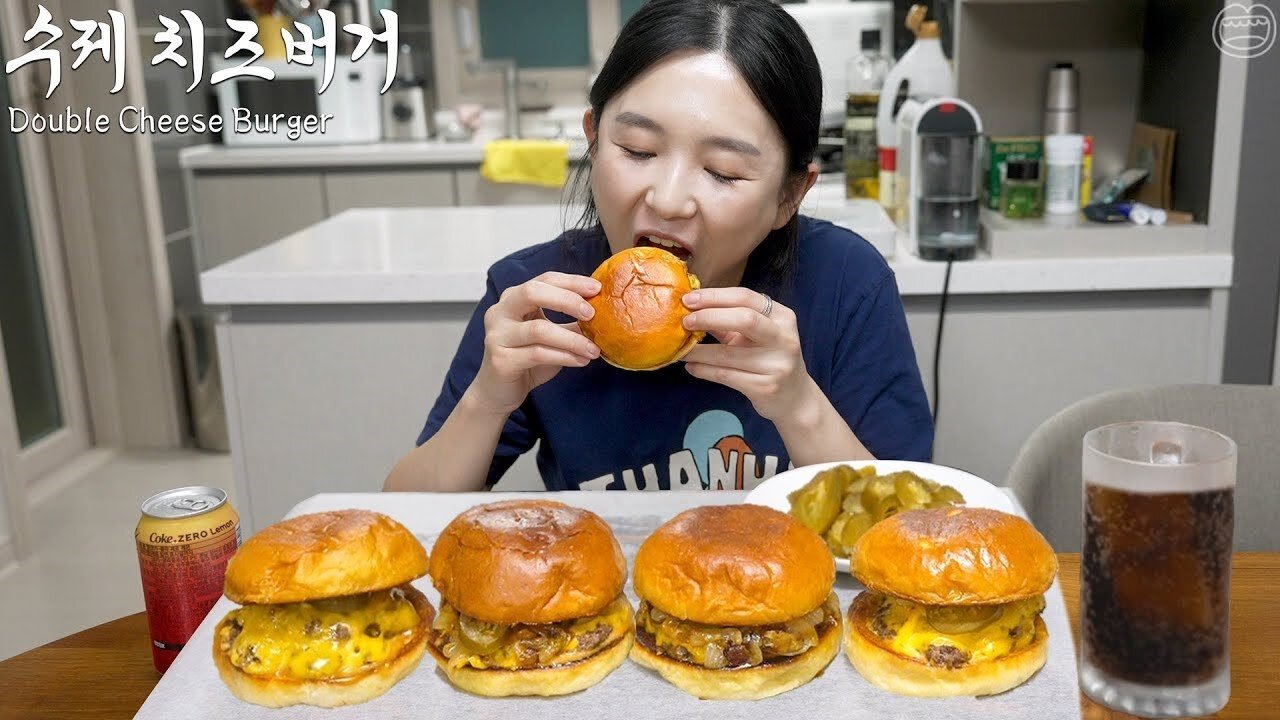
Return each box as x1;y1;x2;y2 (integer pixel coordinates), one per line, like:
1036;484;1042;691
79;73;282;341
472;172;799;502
760;293;774;318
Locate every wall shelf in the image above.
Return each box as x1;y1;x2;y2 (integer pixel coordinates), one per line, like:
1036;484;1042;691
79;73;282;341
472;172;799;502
980;209;1216;259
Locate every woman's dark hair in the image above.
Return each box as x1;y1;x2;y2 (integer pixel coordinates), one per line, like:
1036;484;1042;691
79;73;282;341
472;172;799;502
568;0;822;292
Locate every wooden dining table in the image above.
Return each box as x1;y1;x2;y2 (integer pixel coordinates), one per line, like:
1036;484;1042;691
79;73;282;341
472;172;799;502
0;553;1275;720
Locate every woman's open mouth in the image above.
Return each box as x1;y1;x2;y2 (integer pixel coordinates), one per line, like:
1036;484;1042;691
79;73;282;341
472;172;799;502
635;234;693;263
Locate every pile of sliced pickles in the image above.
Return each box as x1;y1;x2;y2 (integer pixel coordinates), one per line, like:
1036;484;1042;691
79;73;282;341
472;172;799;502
787;465;965;559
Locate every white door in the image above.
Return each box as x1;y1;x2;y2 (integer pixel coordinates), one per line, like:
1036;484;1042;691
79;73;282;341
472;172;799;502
0;3;92;559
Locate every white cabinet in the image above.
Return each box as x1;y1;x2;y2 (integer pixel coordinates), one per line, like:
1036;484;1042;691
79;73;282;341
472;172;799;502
905;289;1226;485
324;170;456;214
454;168;572;206
191;173;327;271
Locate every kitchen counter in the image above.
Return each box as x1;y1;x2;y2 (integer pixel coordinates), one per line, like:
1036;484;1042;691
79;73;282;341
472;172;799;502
200;206;1233;305
179;139;591;170
202;204;1232;529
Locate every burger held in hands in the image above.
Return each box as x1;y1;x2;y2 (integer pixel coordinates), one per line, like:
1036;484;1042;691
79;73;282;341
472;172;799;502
580;245;705;371
212;510;434;708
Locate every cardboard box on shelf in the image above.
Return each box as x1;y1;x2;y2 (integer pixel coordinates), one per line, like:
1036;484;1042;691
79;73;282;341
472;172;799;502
1128;122;1176;210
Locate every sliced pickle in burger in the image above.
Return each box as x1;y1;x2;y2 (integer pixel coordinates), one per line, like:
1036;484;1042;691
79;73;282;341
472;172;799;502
457;613;508;654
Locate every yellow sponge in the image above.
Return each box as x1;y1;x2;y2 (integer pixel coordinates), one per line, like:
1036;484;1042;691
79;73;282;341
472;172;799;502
480;138;571;188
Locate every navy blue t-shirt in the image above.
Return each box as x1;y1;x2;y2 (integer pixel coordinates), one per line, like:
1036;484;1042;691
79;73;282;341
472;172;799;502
417;216;933;490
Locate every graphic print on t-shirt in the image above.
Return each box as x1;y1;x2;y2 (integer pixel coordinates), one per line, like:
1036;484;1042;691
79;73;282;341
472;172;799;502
579;409;788;491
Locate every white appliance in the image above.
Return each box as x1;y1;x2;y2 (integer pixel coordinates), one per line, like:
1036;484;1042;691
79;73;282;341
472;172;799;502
210;54;386;145
895;96;983;261
782;2;893;130
381;44;433;141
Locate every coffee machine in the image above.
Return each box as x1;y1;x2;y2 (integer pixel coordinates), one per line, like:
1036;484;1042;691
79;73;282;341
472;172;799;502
381;43;434;141
895;97;983;261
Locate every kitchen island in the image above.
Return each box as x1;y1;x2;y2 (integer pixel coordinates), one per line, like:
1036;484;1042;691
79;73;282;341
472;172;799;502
179;139;591;273
201;205;1232;532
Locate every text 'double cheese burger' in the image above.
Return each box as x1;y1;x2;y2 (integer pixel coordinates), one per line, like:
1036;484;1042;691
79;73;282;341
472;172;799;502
213;510;433;707
631;504;841;700
846;507;1057;697
579;246;705;371
425;500;633;696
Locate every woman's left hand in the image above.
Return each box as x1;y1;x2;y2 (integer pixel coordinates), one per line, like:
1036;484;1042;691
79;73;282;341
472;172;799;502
680;288;820;424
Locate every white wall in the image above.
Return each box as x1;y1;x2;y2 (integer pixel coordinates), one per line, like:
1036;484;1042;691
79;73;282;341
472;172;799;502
0;451;15;563
0;492;11;547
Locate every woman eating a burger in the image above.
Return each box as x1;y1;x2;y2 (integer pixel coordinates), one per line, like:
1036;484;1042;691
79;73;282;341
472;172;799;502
385;0;932;493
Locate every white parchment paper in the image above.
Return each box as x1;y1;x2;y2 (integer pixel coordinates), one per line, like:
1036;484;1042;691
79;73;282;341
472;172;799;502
135;491;1081;719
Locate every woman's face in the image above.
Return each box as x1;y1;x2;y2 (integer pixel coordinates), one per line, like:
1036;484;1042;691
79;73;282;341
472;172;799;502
584;51;811;288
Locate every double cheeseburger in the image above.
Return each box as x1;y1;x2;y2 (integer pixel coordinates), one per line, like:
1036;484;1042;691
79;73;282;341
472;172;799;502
213;510;433;707
631;504;841;700
846;507;1057;697
425;500;634;696
580;246;705;370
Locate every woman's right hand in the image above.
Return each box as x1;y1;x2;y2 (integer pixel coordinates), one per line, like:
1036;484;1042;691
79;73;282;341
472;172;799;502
469;272;603;416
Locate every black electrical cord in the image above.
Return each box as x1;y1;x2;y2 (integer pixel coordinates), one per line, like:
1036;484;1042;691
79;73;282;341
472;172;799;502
931;252;956;427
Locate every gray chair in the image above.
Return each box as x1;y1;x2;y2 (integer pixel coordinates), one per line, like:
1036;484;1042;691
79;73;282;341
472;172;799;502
1006;383;1280;552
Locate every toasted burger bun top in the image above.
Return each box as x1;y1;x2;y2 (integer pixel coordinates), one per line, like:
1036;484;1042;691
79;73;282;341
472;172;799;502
579;246;705;371
852;507;1057;605
634;505;835;626
224;510;428;605
428;500;626;625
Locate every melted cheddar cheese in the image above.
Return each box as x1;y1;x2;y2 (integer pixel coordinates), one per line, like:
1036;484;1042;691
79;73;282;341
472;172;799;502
869;594;1045;665
217;587;421;680
432;596;632;670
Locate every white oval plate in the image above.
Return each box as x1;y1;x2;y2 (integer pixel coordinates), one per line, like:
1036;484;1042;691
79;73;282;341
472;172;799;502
743;460;1015;574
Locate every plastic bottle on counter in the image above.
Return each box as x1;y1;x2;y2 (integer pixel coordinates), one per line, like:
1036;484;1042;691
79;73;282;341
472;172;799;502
1044;133;1084;215
844;29;891;200
875;4;955;215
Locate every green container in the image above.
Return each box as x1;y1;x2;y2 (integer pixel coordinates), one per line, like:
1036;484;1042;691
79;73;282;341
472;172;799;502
985;136;1043;210
1000;158;1044;219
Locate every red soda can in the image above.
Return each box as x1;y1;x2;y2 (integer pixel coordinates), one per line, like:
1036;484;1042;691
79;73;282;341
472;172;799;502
135;486;240;672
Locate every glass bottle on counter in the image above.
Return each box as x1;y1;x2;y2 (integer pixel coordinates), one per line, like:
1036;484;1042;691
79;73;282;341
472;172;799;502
1000;158;1044;219
844;29;891;200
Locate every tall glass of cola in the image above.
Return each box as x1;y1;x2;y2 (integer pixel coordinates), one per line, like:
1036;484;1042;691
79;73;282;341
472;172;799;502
1080;421;1235;718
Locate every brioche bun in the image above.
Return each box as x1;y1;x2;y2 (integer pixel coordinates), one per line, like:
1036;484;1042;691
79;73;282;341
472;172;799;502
427;500;626;625
579;246;704;370
844;592;1049;697
851;507;1057;605
223;509;429;605
630;605;841;700
213;585;434;708
634;504;834;626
